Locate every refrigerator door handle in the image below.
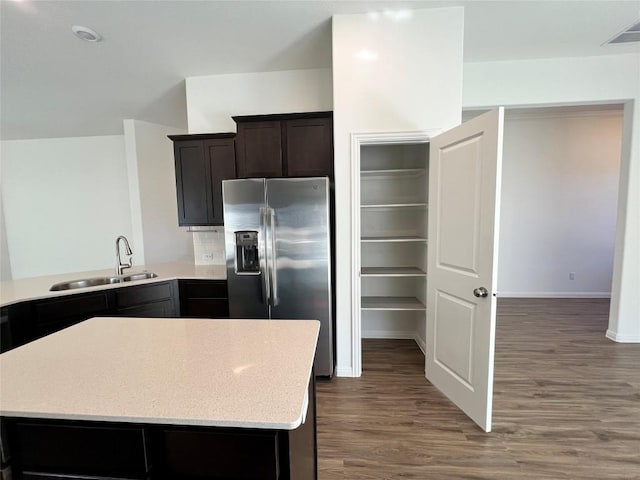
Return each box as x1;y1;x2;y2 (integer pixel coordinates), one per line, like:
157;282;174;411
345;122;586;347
259;207;270;305
268;207;279;306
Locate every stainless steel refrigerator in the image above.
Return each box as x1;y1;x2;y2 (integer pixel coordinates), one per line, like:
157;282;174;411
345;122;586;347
222;177;334;377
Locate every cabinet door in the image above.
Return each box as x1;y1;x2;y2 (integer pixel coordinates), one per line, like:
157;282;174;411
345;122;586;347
116;282;176;317
9;421;149;478
33;292;113;339
285;117;333;177
173;140;211;226
0;308;12;353
235;121;282;178
154;429;279;480
205;139;236;225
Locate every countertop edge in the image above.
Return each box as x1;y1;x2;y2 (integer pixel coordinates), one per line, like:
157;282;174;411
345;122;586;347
0;410;305;431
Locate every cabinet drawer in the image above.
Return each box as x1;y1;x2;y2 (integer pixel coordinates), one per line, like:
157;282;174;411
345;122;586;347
117;299;175;318
116;282;173;308
11;422;149;478
180;280;227;299
157;429;279;480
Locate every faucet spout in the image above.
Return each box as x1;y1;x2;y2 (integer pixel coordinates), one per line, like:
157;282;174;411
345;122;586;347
116;235;133;275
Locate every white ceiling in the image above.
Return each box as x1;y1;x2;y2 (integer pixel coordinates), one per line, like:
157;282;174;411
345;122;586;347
1;0;638;140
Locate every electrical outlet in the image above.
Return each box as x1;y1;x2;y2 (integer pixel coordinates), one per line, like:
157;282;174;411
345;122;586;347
569;272;575;280
202;253;214;261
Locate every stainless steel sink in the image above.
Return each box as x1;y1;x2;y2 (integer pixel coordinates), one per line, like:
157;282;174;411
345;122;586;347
50;276;122;291
120;272;158;282
49;272;158;291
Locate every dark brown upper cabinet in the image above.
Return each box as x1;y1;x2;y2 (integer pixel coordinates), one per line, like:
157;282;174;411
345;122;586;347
169;133;236;226
234;120;283;178
233;112;333;179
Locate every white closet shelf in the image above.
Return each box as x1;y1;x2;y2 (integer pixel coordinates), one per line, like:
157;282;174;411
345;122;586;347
361;296;426;311
361;236;427;243
361;267;426;277
361;202;427;209
360;168;427;178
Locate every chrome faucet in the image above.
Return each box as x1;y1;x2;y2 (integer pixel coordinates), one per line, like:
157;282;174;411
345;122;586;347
115;235;133;275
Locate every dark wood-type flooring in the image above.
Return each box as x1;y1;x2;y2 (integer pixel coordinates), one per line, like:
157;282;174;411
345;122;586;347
316;299;640;479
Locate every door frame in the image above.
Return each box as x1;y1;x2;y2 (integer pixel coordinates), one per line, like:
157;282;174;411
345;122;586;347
350;129;442;377
464;100;635;343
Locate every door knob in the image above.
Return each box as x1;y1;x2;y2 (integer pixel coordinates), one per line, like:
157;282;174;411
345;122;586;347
473;287;489;298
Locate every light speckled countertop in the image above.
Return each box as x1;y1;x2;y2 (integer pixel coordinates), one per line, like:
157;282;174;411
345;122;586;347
0;317;319;430
0;261;227;307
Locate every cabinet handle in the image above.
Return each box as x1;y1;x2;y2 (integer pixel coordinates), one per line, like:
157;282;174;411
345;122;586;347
259;207;270;305
268;208;279;307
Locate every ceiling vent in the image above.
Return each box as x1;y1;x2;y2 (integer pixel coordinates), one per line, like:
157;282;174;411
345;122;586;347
605;19;640;44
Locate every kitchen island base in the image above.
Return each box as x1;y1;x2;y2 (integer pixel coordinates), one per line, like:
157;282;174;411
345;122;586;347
0;318;320;480
3;374;316;480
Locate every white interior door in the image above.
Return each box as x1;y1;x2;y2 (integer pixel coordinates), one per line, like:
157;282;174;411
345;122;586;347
426;108;504;432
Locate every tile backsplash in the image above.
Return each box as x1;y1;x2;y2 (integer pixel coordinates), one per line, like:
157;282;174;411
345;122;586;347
192;227;226;265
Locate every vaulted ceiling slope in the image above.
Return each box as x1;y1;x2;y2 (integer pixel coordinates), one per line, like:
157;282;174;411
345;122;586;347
1;0;638;140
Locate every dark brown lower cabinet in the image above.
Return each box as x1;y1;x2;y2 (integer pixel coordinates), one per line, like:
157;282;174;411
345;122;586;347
9;423;149;479
115;281;178;318
3;375;316;480
0;310;13;354
1;280;185;353
33;291;112;340
178;279;229;318
152;429;280;480
116;299;175;318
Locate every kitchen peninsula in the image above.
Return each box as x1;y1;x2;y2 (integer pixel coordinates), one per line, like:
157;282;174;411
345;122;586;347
0;317;319;479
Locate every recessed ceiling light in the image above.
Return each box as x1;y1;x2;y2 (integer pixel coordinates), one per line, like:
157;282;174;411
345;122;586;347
71;25;102;42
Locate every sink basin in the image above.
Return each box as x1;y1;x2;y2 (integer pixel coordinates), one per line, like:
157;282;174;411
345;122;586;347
50;276;121;291
120;272;158;282
49;272;158;291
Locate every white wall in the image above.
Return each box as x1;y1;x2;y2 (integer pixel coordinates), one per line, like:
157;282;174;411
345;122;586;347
332;7;464;376
498;109;623;297
0;195;12;281
1;135;132;278
123;120;192;266
463;53;640;342
186;68;333;133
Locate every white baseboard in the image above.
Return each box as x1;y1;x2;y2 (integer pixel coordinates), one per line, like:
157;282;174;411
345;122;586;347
362;329;416;339
498;291;611;299
414;334;426;355
335;366;356;377
606;329;640;343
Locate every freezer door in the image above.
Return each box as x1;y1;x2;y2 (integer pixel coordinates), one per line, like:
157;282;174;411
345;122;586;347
266;177;333;376
223;178;269;319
